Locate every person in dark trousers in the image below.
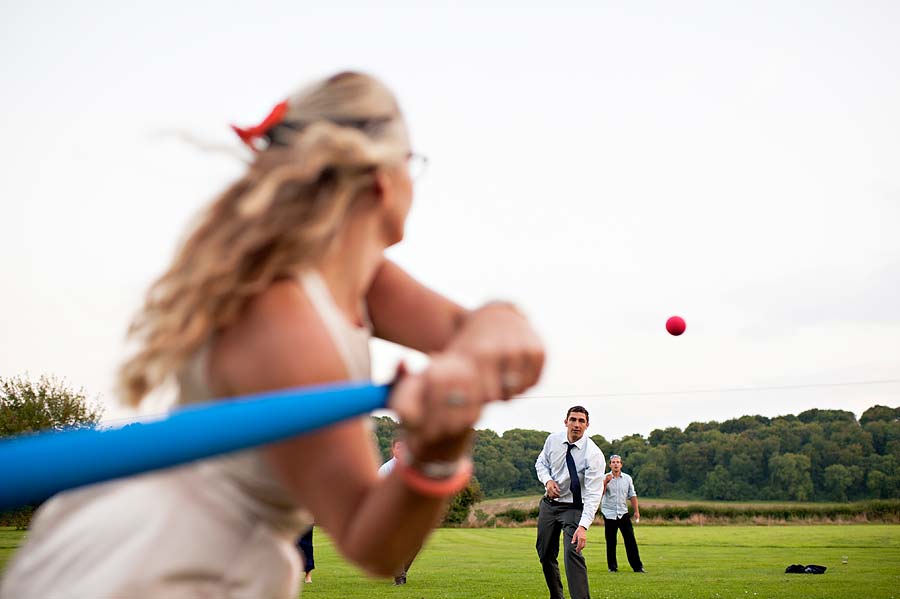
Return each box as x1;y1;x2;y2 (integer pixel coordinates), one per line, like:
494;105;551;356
534;406;605;599
379;438;417;585
296;526;315;583
600;454;645;573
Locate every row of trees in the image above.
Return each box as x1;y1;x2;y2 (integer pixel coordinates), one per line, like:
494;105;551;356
0;376;484;526
374;405;900;502
4;374;897;506
0;375;103;437
1;375;104;528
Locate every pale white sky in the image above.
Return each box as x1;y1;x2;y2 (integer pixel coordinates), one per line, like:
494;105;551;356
2;1;898;441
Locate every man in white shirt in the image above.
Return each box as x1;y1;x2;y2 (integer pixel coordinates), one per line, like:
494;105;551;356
378;437;417;585
378;438;401;477
599;454;644;573
534;406;605;599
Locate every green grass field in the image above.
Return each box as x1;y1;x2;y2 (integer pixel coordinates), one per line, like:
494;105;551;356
0;528;25;572
2;525;899;598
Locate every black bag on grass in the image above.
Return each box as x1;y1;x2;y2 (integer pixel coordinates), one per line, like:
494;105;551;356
785;564;827;574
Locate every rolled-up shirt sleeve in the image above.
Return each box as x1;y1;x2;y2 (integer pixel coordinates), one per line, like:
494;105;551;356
579;447;605;529
535;439;552;487
627;475;637;499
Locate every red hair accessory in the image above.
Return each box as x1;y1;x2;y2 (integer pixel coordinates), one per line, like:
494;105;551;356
231;100;289;152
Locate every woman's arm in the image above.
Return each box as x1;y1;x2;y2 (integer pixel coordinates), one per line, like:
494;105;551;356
366;259;467;351
210;280;483;576
367;260;545;399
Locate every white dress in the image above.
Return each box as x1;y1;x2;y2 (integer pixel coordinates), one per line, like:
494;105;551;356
0;272;372;599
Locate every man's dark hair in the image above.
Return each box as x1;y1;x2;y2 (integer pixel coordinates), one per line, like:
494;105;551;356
566;405;589;422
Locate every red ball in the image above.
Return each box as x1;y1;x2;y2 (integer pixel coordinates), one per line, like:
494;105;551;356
666;316;686;336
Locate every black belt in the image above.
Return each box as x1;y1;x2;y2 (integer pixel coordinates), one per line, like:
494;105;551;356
544;496;583;510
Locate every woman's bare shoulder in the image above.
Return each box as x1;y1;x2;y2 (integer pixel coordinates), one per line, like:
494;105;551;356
209;279;348;396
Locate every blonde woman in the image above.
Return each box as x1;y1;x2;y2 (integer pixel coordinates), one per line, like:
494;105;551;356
0;72;544;598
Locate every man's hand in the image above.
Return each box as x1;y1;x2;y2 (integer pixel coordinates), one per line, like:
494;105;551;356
602;473;612;495
545;480;561;499
571;526;587;553
634;510;640;524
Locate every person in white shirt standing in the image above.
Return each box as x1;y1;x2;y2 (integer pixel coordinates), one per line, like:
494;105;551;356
378;437;416;585
599;454;645;573
534;406;605;599
378;437;402;477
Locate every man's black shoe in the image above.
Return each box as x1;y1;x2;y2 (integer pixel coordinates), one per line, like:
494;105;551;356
608;568;617;572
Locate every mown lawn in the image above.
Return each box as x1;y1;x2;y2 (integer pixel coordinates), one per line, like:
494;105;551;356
0;528;26;576
2;525;899;598
301;525;900;599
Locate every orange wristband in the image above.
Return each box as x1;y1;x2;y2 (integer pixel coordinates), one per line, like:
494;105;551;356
398;458;474;498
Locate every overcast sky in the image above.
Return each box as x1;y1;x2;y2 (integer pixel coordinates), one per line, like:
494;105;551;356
2;1;898;441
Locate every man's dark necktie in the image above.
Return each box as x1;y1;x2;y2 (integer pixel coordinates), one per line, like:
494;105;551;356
565;442;582;505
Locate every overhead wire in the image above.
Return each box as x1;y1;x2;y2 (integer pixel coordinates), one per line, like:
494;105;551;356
521;378;900;400
96;378;900;427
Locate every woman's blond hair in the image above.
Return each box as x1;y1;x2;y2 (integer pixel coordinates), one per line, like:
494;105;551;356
118;72;409;406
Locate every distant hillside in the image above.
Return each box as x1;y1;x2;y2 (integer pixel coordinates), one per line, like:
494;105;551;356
373;404;900;502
